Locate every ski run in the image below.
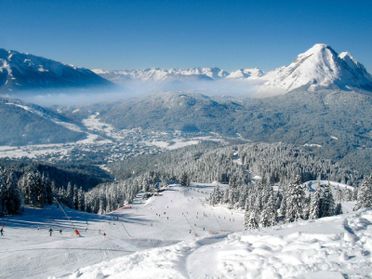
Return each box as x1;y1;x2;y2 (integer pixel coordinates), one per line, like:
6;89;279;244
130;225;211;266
0;183;371;279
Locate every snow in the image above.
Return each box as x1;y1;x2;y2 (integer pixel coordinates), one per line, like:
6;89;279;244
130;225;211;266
0;184;243;279
252;175;262;180
303;180;355;192
145;139;200;150
5;102;84;133
304;143;322;148
145;136;224;150
0;134;109;159
59;209;372;279
92;43;372;94
93;67;229;82
226;68;264;79
1;183;371;279
5;102;44;117
262;43;372;92
82;114;120;139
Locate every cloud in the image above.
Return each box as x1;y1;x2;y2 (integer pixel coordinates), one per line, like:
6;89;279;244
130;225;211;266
12;78;283;106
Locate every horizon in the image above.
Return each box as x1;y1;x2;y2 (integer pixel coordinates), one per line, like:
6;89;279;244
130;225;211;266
2;42;371;74
1;0;372;72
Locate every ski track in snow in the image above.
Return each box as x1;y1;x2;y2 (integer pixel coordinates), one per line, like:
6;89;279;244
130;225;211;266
0;184;243;279
62;209;372;279
1;183;371;279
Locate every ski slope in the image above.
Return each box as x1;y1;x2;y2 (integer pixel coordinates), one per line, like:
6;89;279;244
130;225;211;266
1;183;371;279
62;209;372;279
0;184;243;279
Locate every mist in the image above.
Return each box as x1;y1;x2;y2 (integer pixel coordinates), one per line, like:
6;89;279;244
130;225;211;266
11;78;283;107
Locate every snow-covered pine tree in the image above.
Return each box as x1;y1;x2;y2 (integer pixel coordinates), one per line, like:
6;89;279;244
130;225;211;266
180;172;190;187
78;187;85;211
278;190;287;221
309;182;321;219
354;175;372;210
285;175;306;223
259;190;277;227
320;182;335;217
245;208;258;229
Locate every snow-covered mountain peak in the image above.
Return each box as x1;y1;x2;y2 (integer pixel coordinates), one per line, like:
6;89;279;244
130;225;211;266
338;51;355;62
226;68;264;79
263;43;372;92
0;48;112;92
92;43;371;93
93;67;230;83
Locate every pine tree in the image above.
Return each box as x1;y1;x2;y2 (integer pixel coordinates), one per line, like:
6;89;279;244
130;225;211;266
334;203;343;215
78;187;85;211
309;183;321;219
180;172;190;187
0;173;6;216
245;209;258;229
278;191;287;221
4;172;21;215
259;191;277;227
66;182;73;207
354;175;372;210
320;182;335;217
285;175;306;223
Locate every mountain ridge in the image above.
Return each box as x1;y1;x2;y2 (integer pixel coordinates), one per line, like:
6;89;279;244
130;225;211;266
0;48;113;92
92;43;372;93
263;43;372;92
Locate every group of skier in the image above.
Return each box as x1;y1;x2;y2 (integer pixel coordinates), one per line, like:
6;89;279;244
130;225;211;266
48;227;81;237
0;225;109;238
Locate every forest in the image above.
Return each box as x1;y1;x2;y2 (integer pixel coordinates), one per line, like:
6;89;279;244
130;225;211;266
0;142;371;228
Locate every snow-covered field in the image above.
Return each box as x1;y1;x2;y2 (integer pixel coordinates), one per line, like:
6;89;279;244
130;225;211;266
1;183;371;279
64;210;372;279
0;184;243;279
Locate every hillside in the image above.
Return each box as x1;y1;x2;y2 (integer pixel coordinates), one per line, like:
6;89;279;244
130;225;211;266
0;97;86;145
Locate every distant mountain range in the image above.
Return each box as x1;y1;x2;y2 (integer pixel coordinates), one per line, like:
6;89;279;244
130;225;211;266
93;43;372;93
1;44;371;94
0;48;112;92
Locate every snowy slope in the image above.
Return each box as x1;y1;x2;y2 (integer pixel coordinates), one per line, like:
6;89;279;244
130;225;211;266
304;180;355;192
4;101;83;133
0;183;243;279
2;182;370;279
263;43;372;92
61;208;372;279
0;97;87;145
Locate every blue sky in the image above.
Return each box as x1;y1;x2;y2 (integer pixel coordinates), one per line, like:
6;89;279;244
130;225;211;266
1;0;372;71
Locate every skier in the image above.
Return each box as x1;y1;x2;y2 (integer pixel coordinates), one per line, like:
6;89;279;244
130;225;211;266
74;229;81;237
49;227;53;236
0;227;4;236
59;229;62;234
